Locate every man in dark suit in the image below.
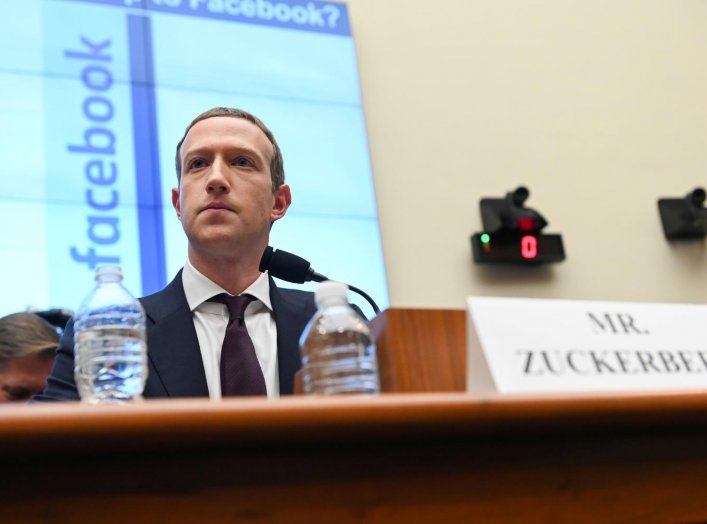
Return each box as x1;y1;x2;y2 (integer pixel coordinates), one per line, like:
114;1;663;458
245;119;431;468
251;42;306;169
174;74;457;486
36;107;317;401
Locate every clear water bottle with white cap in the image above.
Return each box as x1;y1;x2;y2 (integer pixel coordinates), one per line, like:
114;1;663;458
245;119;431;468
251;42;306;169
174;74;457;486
299;280;380;395
73;266;148;404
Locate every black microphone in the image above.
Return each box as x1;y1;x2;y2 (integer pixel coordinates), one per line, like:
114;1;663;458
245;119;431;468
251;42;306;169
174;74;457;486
259;246;381;315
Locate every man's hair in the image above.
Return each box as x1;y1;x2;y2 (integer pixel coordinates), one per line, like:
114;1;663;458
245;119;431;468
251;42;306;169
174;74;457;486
0;313;59;367
174;107;285;191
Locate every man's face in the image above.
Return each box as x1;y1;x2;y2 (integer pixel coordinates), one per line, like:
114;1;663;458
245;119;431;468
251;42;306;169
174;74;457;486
0;354;54;402
172;116;291;258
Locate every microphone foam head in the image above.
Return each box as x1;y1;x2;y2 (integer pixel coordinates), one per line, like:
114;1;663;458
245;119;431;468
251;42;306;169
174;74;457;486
259;246;274;273
264;248;312;284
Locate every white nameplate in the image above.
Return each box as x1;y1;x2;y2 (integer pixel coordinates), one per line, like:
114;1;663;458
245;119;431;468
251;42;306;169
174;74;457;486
466;296;707;394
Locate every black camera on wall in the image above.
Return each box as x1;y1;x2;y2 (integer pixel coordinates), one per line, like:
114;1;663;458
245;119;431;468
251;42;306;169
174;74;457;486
658;188;707;240
471;186;565;264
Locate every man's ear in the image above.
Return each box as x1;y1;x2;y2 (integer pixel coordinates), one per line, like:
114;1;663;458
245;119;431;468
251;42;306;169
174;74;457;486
271;184;292;223
171;187;181;219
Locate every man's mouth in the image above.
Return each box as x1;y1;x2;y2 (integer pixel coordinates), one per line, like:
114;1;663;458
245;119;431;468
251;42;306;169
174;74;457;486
202;202;233;213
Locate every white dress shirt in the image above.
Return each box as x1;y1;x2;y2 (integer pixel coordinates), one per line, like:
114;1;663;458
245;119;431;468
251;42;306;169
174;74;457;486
181;260;279;399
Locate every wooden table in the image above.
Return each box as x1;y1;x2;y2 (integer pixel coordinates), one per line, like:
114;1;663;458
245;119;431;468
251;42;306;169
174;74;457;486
2;391;707;523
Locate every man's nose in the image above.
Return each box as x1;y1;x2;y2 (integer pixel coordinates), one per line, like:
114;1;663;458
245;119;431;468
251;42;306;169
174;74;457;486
206;158;229;193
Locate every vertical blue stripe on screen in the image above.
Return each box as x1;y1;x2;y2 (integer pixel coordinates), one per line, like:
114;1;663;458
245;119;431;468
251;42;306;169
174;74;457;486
127;14;166;295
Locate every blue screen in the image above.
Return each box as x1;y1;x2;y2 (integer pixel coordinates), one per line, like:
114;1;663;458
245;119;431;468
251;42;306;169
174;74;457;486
0;0;388;317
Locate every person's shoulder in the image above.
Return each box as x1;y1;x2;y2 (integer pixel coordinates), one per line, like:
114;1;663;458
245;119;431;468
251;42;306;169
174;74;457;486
269;280;316;312
140;271;183;298
139;272;186;319
274;285;315;304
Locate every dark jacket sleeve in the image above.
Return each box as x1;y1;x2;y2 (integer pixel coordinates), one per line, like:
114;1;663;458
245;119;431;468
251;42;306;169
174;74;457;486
32;318;81;401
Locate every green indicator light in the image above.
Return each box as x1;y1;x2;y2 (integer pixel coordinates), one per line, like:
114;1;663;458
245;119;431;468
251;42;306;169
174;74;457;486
480;233;491;244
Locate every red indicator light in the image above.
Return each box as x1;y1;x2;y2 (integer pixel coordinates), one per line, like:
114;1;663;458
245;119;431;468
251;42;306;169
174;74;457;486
517;217;537;232
521;235;537;259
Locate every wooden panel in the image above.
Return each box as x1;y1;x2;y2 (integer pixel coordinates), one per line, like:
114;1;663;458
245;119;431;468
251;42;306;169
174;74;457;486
2;391;707;523
370;308;466;392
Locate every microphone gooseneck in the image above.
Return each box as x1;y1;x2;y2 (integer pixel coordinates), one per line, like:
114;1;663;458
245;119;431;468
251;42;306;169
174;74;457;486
259;246;381;315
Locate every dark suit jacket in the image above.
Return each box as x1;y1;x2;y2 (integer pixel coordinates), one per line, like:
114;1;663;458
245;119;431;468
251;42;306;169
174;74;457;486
35;272;317;401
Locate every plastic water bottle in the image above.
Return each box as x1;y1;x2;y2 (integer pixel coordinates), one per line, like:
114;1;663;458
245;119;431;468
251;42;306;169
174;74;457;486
299;280;380;395
73;266;148;404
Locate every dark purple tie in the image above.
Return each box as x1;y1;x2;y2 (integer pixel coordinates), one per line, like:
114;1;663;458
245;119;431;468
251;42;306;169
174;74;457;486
210;294;267;396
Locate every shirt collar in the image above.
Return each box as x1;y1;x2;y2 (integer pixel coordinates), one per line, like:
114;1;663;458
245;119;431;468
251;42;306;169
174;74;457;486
182;259;272;312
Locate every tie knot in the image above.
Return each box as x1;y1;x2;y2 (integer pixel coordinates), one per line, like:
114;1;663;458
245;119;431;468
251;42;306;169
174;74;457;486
210;293;254;322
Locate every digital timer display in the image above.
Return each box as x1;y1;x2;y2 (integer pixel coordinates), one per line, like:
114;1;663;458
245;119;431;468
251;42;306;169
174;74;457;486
471;233;565;264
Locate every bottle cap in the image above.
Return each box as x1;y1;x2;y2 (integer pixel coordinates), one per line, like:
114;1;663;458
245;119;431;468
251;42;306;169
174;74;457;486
315;280;349;308
95;265;123;283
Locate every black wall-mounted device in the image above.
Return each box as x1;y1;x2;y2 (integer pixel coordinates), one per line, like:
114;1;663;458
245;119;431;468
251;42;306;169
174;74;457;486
471;186;565;264
658;187;707;240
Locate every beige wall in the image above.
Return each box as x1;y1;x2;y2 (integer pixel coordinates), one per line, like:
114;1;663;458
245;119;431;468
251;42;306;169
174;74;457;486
346;0;707;309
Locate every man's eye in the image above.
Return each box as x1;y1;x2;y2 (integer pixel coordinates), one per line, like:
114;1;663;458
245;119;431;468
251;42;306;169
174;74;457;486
188;159;206;170
233;157;254;167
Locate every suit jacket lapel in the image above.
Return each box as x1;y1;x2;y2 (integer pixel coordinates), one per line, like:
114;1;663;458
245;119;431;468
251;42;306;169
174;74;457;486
140;271;209;398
